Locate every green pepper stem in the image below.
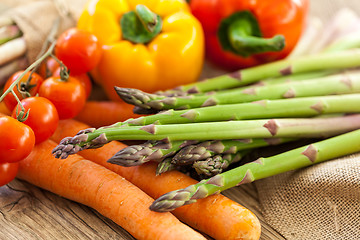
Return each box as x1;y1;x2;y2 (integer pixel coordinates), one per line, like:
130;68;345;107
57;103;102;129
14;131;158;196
218;11;285;57
135;5;158;33
228;19;285;56
121;5;162;44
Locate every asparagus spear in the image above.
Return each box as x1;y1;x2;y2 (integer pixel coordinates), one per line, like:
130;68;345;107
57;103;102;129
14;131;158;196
156;158;179;175
193;150;251;177
172;138;294;165
149;128;360;212
108;140;198;167
123;94;360;126
115;71;360;110
52;114;360;158
128;70;337;114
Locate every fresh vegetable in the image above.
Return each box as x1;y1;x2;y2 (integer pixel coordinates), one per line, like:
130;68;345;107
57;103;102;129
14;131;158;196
55;28;102;74
12;96;59;144
172;138;293;165
0;162;19;187
52;114;360;155
77;0;204;101
74;101;142;128
193;150;251;177
18;139;206;240
155;158;177;175
50;119;262;240
53;67;93;99
116;71;360;111
149;128;360;212
38;56;60;79
189;0;309;70
0;115;35;163
38;75;86;119
3;71;44;111
116;93;360;126
110;138;292;167
109;140;191;167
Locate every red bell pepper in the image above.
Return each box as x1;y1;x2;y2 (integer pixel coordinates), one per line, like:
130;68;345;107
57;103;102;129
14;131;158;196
189;0;309;70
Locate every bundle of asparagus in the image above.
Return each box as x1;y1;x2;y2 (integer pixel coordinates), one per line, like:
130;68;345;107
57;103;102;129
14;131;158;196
53;35;360;212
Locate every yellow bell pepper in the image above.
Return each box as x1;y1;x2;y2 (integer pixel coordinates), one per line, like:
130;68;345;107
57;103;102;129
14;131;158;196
77;0;204;101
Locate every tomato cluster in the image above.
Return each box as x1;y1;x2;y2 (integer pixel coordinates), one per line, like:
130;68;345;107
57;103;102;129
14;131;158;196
0;28;102;186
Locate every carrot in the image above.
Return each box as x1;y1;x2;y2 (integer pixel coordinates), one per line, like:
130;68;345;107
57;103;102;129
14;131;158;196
51;119;262;240
74;101;143;128
16;139;206;240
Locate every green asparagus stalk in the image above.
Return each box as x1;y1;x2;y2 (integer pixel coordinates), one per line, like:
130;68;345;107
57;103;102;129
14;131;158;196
115;71;360;110
145;50;360;96
108;140;198;167
122;94;360;126
130;70;337;114
172;138;294;165
156;158;178;175
149;128;360;212
52;114;360;159
193;150;251;177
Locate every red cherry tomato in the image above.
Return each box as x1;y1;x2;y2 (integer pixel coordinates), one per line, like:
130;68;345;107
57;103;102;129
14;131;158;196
0;116;35;164
38;76;87;119
53;67;92;98
12;97;59;144
0;162;19;187
3;71;44;111
38;57;61;79
55;28;102;74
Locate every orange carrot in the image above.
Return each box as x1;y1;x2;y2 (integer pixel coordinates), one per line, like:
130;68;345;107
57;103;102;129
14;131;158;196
17;139;206;240
74;101;143;128
51;119;262;240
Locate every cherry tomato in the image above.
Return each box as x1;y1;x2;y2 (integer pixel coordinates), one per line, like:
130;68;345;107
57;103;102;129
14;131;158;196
55;28;102;74
0;116;35;164
38;76;87;119
12;97;59;144
3;71;44;111
0;162;19;187
53;67;92;98
38;57;60;78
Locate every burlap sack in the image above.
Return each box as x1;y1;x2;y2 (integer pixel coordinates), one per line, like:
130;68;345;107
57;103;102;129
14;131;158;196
255;1;360;239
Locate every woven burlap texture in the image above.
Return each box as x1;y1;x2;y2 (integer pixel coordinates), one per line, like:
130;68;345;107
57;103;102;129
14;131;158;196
255;1;360;239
